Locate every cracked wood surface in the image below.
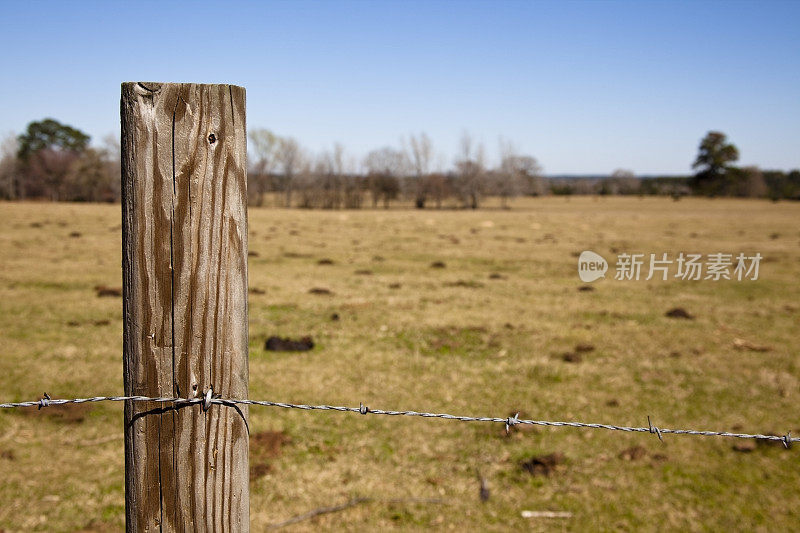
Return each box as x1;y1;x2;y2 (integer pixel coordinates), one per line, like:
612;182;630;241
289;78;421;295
121;82;249;532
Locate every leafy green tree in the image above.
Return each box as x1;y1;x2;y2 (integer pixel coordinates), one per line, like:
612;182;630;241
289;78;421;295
17;118;90;161
691;131;739;195
16;118;90;200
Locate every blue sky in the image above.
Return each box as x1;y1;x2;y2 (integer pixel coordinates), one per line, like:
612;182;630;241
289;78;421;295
1;0;798;174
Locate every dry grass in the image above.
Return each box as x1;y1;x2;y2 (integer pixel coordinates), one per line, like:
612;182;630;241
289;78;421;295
1;196;799;531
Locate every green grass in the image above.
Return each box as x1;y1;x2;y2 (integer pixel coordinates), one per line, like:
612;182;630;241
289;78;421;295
0;197;799;531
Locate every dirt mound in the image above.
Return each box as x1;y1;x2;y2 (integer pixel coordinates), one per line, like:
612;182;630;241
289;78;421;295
520;452;565;476
665;307;693;319
265;336;314;352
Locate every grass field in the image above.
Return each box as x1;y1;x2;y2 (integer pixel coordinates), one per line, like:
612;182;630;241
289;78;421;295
0;196;799;531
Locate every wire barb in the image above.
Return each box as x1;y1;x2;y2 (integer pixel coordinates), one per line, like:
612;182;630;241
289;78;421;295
648;416;664;442
505;412;520;435
38;393;51;410
359;403;369;415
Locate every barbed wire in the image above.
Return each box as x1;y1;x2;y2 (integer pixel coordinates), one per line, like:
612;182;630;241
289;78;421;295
1;389;796;448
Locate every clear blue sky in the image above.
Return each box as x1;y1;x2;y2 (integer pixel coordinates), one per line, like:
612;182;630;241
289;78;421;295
1;0;798;174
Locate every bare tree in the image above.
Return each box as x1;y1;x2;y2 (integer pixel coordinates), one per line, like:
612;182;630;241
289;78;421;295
454;131;486;209
406;132;433;208
0;133;18;200
363;147;409;208
277;137;302;208
495;139;544;205
248;129;279;206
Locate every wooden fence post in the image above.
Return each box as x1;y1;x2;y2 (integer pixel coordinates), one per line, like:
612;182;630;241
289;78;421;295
121;82;249;532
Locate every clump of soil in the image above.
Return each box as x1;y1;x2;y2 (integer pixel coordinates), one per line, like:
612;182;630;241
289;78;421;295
430;261;446;269
265;336;314;352
330;313;340;321
618;445;647;461
249;287;266;295
388;283;402;289
317;258;335;265
92;319;110;326
562;352;582;363
578;286;595;292
665;307;694;319
444;280;484;289
309;287;333;295
250;430;291;480
575;343;595;353
247;251;259;257
488;273;506;280
69;231;82;238
520;452;565;476
94;285;122;297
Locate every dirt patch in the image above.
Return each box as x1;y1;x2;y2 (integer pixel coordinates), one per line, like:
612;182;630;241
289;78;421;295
21;401;93;424
561;352;582;363
69;231;82;238
250;462;272;480
330;313;340;321
317;258;335;265
578;286;595;292
732;442;756;453
265;336;314;352
0;449;15;461
94;285;122;297
284;251;311;258
520;452;565;476
488;273;506;280
665;307;694;319
444;280;484;289
354;269;373;275
388;283;402;289
618;446;647;461
250;430;290;480
575;343;595;353
309;287;333;295
248;251;259;257
249;287;266;295
92;319;110;326
430;261;446;269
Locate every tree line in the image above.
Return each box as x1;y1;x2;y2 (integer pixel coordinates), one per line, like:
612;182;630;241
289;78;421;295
1;119;798;206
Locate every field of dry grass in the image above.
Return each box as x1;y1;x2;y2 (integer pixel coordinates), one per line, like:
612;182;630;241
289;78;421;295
0;196;799;531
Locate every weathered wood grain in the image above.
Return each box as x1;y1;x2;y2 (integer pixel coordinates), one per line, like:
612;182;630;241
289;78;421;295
121;82;248;532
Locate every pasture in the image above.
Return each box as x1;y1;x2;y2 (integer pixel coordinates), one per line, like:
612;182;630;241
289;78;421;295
0;196;798;531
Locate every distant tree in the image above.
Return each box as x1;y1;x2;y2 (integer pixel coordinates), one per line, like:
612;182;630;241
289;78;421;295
0;133;19;200
727;166;768;198
17;118;90;200
364;147;408;208
691;131;739;196
495;139;543;206
277;137;302;207
406;132;433;208
248;129;279;206
599;169;640;195
454;131;485;209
